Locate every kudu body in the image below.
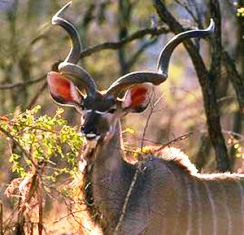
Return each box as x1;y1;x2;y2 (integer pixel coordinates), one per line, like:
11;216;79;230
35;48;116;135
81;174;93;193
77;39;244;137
47;3;244;235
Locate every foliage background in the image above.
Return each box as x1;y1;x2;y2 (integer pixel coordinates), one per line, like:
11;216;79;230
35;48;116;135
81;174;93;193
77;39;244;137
0;0;243;234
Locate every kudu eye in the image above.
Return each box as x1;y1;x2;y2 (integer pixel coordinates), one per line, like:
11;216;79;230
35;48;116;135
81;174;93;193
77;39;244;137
108;108;116;114
80;103;85;110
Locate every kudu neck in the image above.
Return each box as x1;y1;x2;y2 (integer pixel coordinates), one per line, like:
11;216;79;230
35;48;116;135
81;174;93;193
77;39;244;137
83;121;134;231
94;121;125;164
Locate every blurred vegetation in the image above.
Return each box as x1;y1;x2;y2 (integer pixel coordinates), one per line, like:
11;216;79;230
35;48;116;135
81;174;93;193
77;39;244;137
0;0;243;234
0;106;82;178
0;106;84;234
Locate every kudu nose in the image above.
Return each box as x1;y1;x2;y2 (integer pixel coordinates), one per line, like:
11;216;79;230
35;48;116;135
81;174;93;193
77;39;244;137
81;111;102;140
81;125;100;141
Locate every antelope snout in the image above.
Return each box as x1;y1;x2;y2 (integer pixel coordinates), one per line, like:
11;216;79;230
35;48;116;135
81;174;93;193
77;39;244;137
81;126;101;141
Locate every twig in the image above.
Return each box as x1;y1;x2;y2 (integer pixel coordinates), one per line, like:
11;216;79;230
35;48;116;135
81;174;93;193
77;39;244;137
175;0;199;25
187;0;204;28
0;206;18;234
113;165;141;235
156;131;194;152
53;208;87;224
16;172;40;235
126;38;158;71
0;126;37;169
222;130;244;142
140;89;162;150
63;199;90;231
27;82;47;109
140;97;155;150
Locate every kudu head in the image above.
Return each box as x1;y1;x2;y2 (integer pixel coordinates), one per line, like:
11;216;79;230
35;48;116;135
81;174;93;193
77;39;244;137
47;2;214;146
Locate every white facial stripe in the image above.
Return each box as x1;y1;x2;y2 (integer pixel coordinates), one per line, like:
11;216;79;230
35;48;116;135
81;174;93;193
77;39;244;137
83;109;108;114
86;133;97;138
95;110;107;114
83;104;117;115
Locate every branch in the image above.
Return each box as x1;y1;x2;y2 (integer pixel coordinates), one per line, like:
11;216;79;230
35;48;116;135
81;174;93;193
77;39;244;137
0;75;45;90
0;26;168;92
153;0;231;171
80;26;169;58
0;126;37;168
156;131;194;152
209;0;222;78
222;50;244;112
187;0;205;28
27;82;47;109
175;0;199;24
126;38;158;70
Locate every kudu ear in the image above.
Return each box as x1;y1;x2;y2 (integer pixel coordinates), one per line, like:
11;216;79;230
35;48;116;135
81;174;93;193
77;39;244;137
122;85;151;113
47;71;83;106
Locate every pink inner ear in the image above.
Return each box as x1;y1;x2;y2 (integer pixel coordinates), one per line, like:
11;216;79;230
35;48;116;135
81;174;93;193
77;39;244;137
47;72;76;103
130;86;148;108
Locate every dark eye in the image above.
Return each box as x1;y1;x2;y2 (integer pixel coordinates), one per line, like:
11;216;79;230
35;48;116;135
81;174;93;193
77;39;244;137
80;103;85;110
108;108;116;114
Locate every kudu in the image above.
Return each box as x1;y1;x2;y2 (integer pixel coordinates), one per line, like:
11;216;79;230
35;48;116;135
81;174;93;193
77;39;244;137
47;3;244;235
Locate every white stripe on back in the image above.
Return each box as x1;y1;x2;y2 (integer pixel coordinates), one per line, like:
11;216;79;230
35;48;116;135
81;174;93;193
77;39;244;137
237;181;244;232
183;175;193;235
193;179;202;235
218;183;232;235
203;181;217;235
